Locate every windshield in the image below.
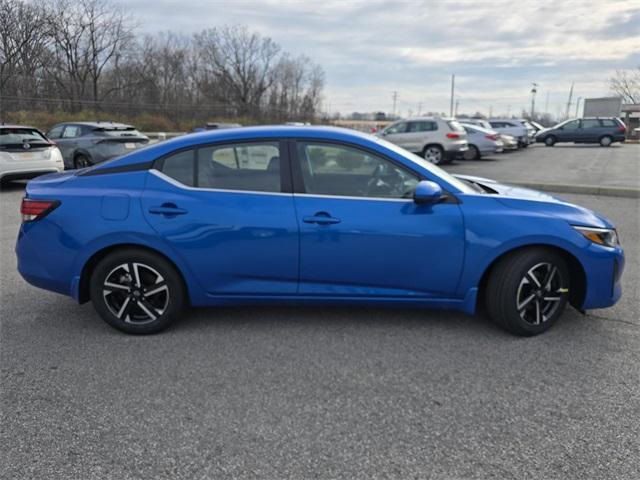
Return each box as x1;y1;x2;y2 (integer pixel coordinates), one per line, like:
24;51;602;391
0;128;49;146
373;136;476;194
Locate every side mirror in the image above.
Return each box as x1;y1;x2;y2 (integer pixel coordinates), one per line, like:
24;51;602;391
413;180;443;205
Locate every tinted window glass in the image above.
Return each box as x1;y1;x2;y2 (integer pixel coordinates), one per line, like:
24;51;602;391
161;150;194;186
600;119;617;127
582;119;601;129
385;122;407;134
62;125;81;138
0;128;48;146
197;142;280;192
489;122;504;128
297;142;419;198
408;121;436;132
563;120;580;130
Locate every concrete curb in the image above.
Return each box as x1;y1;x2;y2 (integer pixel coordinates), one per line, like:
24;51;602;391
506;181;640;199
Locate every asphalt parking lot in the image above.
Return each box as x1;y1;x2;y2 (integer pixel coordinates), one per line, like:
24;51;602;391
1;145;639;479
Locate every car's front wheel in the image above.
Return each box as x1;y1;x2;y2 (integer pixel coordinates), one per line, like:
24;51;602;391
423;145;444;165
544;136;556;147
485;248;570;336
90;248;185;334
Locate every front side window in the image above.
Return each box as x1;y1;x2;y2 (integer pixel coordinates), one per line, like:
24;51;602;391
489;122;505;128
562;120;580;130
384;122;407;135
198;142;281;192
582;119;601;129
47;126;63;139
296;142;419;199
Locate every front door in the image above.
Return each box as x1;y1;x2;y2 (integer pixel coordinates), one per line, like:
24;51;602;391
142;140;299;296
292;140;465;298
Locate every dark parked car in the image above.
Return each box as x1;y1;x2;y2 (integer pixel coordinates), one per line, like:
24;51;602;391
536;117;626;147
46;122;149;169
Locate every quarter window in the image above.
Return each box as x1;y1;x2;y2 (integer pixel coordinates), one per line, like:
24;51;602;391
161;150;195;186
296;142;419;199
600;119;617;127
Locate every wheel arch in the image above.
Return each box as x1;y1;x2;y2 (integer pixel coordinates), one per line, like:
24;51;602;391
422;142;444;153
78;243;190;305
476;243;587;312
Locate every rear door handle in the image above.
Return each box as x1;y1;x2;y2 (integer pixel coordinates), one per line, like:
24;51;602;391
303;212;341;225
148;203;188;216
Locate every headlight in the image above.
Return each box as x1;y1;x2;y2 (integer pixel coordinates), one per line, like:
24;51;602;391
574;226;619;247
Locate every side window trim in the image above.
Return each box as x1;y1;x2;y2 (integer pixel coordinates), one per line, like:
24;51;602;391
289;138;424;199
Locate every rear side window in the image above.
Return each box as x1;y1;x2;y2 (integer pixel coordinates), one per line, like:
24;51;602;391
600;119;617;127
198;142;281;192
160;142;281;193
407;121;437;132
62;125;82;138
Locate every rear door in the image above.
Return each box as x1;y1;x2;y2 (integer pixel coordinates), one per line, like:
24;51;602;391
578;119;602;142
141;140;299;296
291;140;465;298
404;121;437;153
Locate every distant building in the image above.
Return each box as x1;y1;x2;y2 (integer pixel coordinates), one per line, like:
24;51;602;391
621;104;640;135
583;97;622;117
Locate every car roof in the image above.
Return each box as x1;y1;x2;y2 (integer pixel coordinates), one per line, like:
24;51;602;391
53;121;134;128
0;124;40;130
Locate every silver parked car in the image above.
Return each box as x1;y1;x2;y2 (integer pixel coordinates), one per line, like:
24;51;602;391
461;124;504;159
487;119;531;148
47;121;149;169
377;117;468;165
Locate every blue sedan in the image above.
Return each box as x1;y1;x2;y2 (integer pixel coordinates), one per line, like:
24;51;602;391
16;126;624;335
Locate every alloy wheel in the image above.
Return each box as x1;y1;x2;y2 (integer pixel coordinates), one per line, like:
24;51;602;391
515;262;566;325
424;147;443;164
102;262;169;325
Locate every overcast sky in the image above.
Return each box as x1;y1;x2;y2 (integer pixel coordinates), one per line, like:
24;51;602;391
118;0;640;117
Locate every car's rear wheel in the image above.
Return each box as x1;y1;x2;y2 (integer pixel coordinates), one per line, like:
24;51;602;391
464;145;480;160
74;154;92;169
423;145;444;165
599;135;613;147
90;248;185;334
485;248;570;336
544;136;556;147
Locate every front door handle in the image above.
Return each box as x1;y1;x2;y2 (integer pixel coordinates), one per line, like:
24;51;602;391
303;212;341;225
148;203;188;216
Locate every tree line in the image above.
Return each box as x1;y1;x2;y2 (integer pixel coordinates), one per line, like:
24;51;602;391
0;0;325;129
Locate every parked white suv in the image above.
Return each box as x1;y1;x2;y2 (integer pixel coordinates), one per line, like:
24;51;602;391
0;125;64;185
378;117;468;165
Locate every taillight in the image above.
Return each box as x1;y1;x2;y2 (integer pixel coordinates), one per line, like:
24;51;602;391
485;134;499;140
618;125;626;133
446;133;460;139
20;198;60;222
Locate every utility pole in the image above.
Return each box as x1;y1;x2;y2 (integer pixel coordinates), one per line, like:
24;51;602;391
489;105;493;118
530;82;538;119
575;97;582;117
449;74;455;117
565;82;574;120
391;91;398;117
454;99;459;117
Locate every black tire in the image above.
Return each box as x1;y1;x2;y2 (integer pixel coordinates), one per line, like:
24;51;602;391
90;248;185;334
485;248;570;336
544;136;556;147
599;135;613;147
423;145;445;165
464;144;480;160
74;154;92;169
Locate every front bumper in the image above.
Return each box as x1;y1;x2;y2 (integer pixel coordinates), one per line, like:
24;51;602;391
581;243;624;310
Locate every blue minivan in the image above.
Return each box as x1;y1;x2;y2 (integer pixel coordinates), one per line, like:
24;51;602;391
536;117;627;147
16;127;624;336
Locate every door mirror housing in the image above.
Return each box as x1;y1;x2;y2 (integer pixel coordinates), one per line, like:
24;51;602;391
413;180;443;205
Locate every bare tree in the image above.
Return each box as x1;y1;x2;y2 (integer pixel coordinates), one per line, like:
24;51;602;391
196;26;280;116
0;0;49;116
609;68;640;104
